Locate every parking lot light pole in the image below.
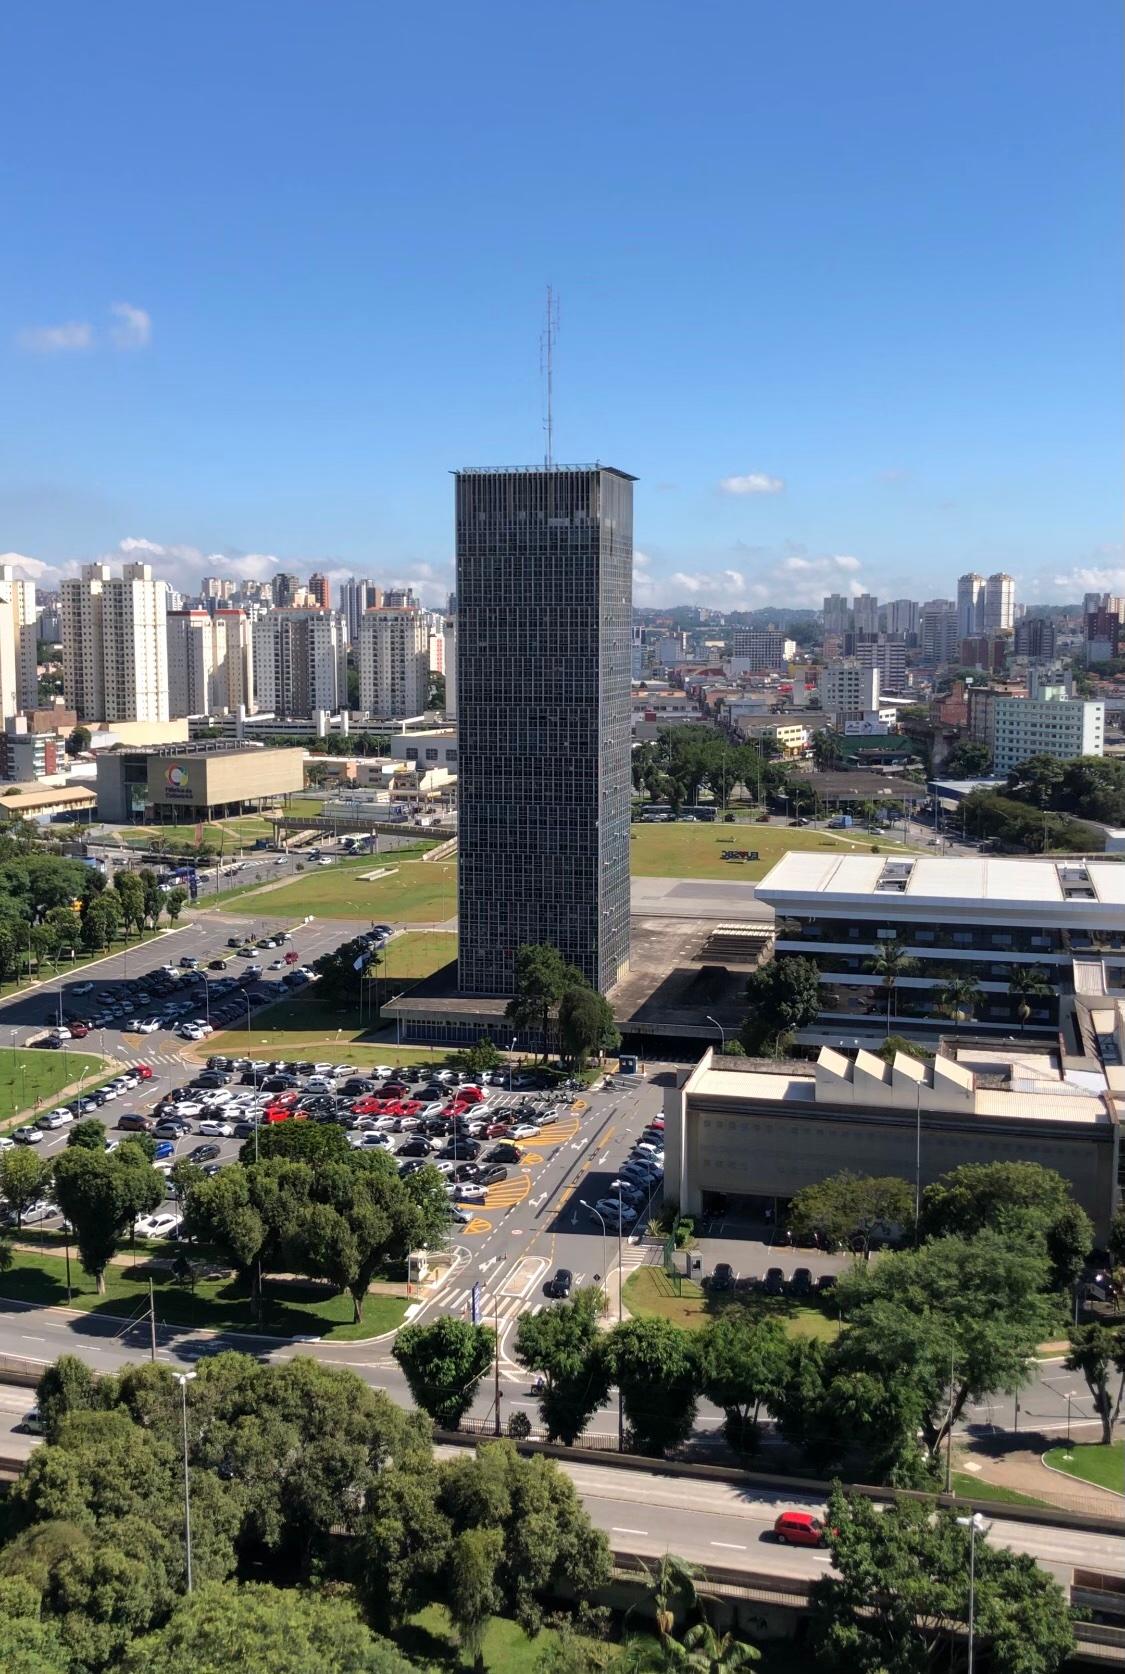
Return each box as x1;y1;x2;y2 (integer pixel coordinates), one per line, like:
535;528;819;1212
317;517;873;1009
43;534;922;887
507;1037;517;1093
955;1513;990;1674
176;1372;197;1592
580;1201;608;1317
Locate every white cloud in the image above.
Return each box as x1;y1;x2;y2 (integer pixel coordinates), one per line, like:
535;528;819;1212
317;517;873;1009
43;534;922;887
834;554;862;571
16;321;93;353
109;303;152;350
1051;563;1125;596
718;472;785;496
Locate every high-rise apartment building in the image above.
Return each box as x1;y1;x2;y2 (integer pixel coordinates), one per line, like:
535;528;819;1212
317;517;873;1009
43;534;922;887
443;614;457;719
358;607;430;718
851;593;878;636
202;576;234;601
339;577;383;641
983;572;1015;634
455;465;632;997
101;563;169;723
957;573;986;638
307;572;331;610
272;573;300;608
920;599;959;666
884;598;919;637
167;607;256;717
822;593;851;636
62;561;168;722
384;586;418;609
820;660;881;717
252;609;346;718
0;565;38;714
854;633;907;693
1014;616;1057;660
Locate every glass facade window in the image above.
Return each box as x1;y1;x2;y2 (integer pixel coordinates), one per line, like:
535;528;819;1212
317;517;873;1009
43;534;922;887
455;466;634;996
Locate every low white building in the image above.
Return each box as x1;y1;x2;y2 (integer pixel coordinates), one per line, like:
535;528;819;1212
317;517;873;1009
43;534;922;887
992;689;1104;774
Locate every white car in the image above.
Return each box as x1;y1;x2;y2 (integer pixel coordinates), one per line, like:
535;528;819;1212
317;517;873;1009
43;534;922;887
372;1065;394;1078
274;856;288;865
348;1132;393;1150
99;1084;120;1101
508;1123;540;1140
306;1075;338;1093
198;1119;234;1138
71;982;94;995
22;1200;59;1224
449;1182;487;1202
50;1025;73;1041
138;1018;161;1034
13;1127;43;1144
430;1159;455;1176
199;1088;234;1104
135;1211;182;1239
312;1063;336;1075
36;1109;74;1130
0;1136;12;1152
269;959;285;970
175;1102;204;1118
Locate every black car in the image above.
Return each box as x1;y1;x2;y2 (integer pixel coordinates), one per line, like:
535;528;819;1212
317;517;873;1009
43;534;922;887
188;1143;221;1164
296;1062;315;1075
789;1268;814;1297
195;1070;230;1089
417;1085;446;1102
484;1143;522;1164
397;1158;427;1177
233;1120;258;1138
708;1262;736;1293
342;1078;375;1096
452;1162;481;1182
475;1164;508;1187
206;1055;233;1070
436;1139;481;1162
546;1268;573;1299
763;1267;786;1295
397;1138;433;1158
262;1075;298;1092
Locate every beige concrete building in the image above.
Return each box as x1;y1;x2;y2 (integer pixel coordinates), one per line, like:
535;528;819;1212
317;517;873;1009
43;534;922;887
664;1036;1120;1238
95;743;304;823
0;565;38;714
63;561;168;723
359;607;430;718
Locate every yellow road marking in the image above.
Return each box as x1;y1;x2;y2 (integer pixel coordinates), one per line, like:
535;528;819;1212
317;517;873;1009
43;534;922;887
464;1217;491;1236
595;1125;615;1152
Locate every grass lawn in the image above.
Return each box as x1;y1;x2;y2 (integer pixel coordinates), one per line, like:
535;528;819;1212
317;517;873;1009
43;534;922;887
0;1048;105;1125
1044;1440;1123;1494
629;820;919;881
222;855;456;922
372;931;457;981
395;1605;599;1674
622;1265;840;1341
0;1249;407;1341
284;798;326;819
950;1471;1047;1508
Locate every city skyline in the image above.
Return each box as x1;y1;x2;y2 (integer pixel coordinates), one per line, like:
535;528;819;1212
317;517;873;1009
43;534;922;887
1;3;1120;614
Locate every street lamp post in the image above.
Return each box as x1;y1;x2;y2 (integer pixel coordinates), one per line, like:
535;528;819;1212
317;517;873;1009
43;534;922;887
705;1015;725;1053
507;1036;517;1093
955;1513;991;1674
580;1201;609;1318
176;1372;197;1592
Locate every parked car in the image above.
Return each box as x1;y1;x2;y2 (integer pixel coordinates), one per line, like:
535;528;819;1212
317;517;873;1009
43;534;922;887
763;1267;786;1295
708;1262;736;1292
188;1143;221;1164
12;1127;43;1145
117;1114;153;1133
198;1119;234;1138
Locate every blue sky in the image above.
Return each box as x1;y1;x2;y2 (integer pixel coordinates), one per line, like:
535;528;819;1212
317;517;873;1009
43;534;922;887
1;0;1120;612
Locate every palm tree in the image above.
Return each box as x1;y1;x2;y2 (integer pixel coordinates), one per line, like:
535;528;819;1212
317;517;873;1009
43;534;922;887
935;974;982;1036
865;939;918;1035
625;1554;701;1644
682;1624;760;1673
1008;965;1051;1033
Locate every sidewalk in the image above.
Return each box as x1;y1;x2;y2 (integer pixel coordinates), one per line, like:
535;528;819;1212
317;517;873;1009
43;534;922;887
959;1431;1124;1514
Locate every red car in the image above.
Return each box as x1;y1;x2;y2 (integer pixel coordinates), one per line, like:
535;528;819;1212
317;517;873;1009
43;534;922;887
456;1085;486;1105
134;1063;154;1080
284;951;300;965
486;1121;512;1138
69;1023;90;1038
773;1511;828;1548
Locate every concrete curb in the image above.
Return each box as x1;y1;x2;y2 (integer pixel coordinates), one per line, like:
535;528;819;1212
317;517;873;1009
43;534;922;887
1039;1447;1124;1504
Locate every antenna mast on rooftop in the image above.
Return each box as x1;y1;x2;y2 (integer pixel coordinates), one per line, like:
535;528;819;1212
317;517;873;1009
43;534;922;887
540;285;559;469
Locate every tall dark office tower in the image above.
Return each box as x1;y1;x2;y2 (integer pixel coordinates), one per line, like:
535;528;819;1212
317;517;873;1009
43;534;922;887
455;465;633;997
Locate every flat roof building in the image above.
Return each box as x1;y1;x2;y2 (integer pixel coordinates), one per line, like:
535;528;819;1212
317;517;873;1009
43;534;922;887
95;742;304;824
757;850;1125;1036
664;1036;1119;1238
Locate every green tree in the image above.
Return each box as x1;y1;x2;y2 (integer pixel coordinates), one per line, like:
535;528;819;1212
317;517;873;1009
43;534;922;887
80;890;121;952
356;1460;452;1628
739;956;820;1055
505;944;587;1057
811;1487;1074;1674
695;1314;789;1454
680;1622;760;1673
1065;1323;1125;1445
558;987;620;1067
438;1441;611;1636
835;1231;1059;1462
393;1317;496;1430
607;1318;698;1455
122;1579;417;1674
863;938;917;1033
66;1119;106;1153
113;871;146;939
788;1170;915;1258
934;973;982;1034
65;725;91;757
0;1149;52;1229
165;887;188;925
514;1287;612;1443
0;1575;71;1674
35;1355;99;1441
1008;964;1052;1032
942;738;992;777
448;1527;504;1672
51;1149;163;1292
452;1036;503;1076
919;1161;1093;1292
137;868;163;929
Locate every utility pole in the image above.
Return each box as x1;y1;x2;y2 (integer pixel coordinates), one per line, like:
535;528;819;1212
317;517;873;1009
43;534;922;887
493;1298;502;1437
149;1278;157;1361
945;1342;956;1493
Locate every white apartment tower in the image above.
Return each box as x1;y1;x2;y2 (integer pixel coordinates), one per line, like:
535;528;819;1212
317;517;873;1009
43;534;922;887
166;607;255;718
957;573;986;638
358;607;430;718
253;609;346;717
851;593;879;636
983;572;1015;634
0;565;38;714
339;577;383;642
61;563;110;720
99;563;169;722
820;660;881;717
